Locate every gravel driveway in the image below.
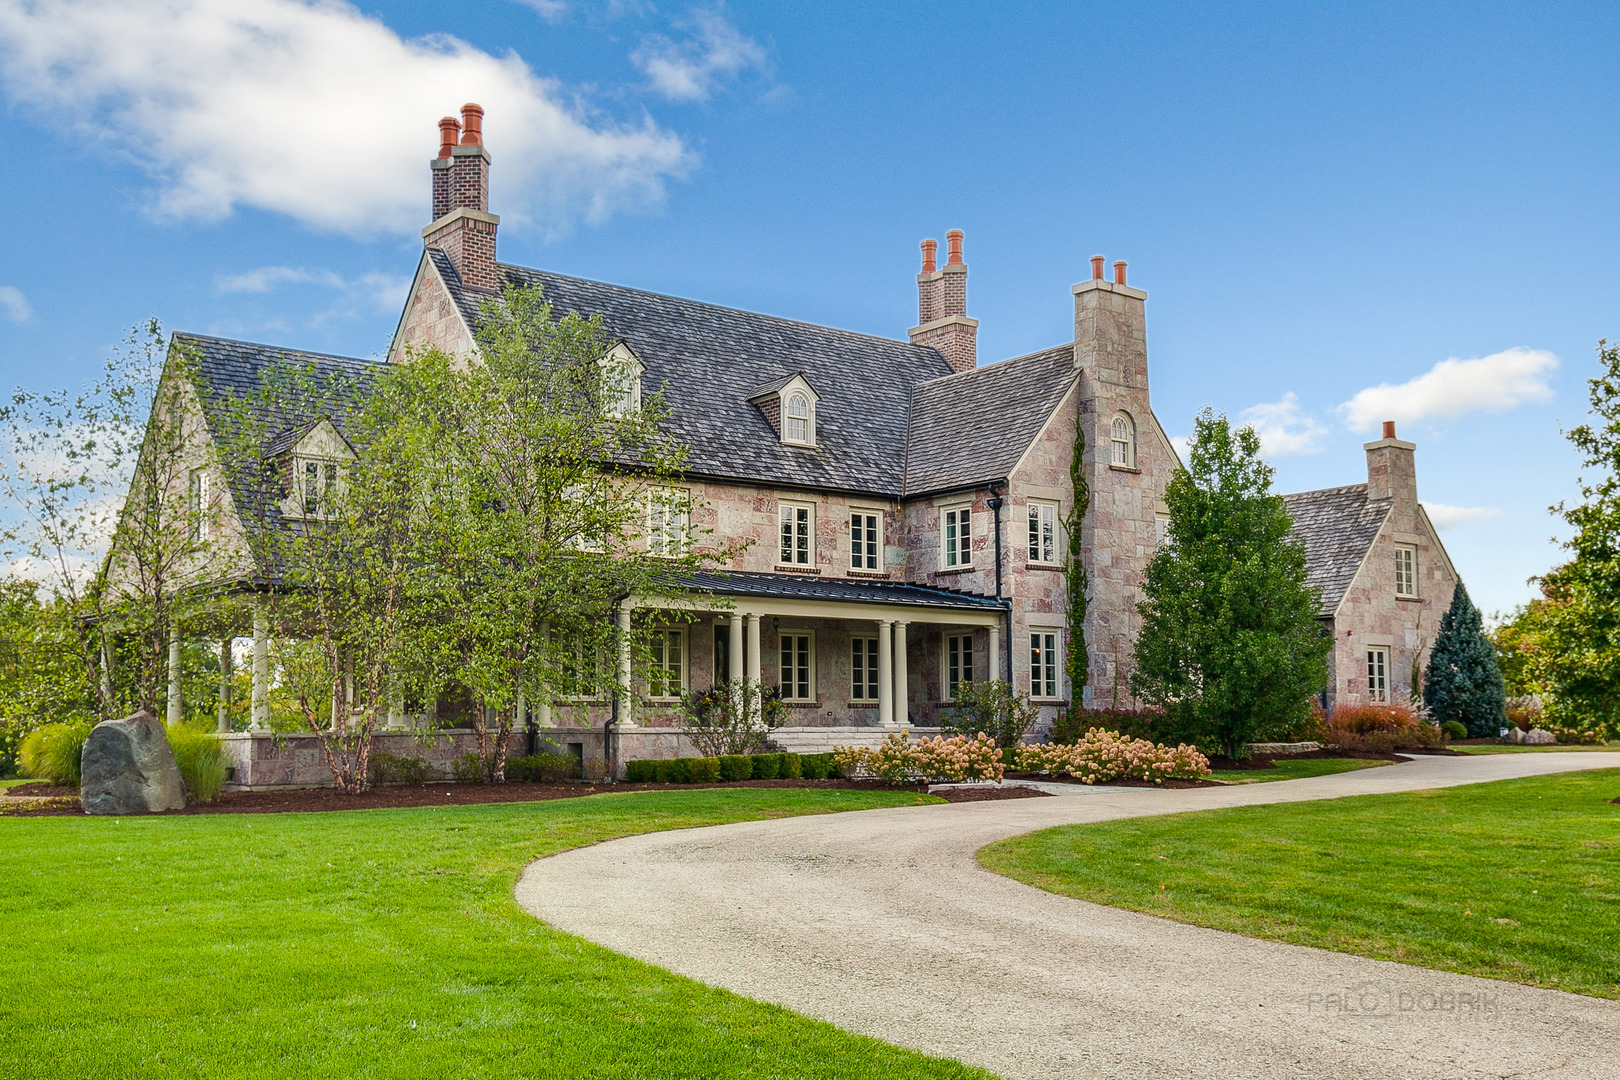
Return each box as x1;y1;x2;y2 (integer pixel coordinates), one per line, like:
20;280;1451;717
516;753;1620;1079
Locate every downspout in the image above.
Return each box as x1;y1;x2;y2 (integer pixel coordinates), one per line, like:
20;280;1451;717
986;482;1012;682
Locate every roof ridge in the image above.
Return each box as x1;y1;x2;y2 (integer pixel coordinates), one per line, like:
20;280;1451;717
912;342;1074;389
173;332;381;368
1281;481;1370;499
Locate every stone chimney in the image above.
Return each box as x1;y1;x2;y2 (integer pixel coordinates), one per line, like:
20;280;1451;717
423;103;500;291
1365;420;1418;504
909;229;978;372
1072;254;1147;390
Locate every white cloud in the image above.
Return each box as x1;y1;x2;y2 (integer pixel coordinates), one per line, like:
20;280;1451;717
1422;503;1503;531
1340;347;1558;432
1237;392;1325;458
217;265;410;314
513;0;571;21
0;285;31;323
1169;435;1190;461
632;5;768;102
0;0;694;235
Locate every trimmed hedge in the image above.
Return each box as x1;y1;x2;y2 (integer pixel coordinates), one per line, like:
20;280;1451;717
625;751;843;784
751;753;782;780
718;754;753;782
799;752;834;780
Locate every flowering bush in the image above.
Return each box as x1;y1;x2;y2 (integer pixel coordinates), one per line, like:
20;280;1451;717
833;732;1005;785
1014;727;1210;785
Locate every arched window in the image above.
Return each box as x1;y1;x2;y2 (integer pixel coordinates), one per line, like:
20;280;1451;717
1110;412;1135;468
785;392;813;444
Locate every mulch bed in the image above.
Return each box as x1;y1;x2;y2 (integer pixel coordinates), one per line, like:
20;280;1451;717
928;784;1051;801
1;776;1024;817
3;782;75;798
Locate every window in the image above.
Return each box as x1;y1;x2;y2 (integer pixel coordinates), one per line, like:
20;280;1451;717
944;633;974;700
554;631;608;700
784;392;814;445
601;342;643;417
1030;630;1059;699
1027;500;1058;564
850;511;881;570
649;629;686;700
1154;513;1171;550
779;632;814;701
1395;545;1417;597
1366;647;1389;704
301;459;340;517
188;469;210;542
943;505;972;568
647;489;690;557
851;637;879;700
779;503;813;565
1110;412;1136;468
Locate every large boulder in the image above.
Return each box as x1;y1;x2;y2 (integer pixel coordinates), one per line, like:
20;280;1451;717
1523;728;1557;746
80;711;186;814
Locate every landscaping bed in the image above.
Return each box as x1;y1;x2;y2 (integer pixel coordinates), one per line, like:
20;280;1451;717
1004;772;1220;789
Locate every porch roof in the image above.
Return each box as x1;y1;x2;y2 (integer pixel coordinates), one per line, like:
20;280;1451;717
670;570;1005;611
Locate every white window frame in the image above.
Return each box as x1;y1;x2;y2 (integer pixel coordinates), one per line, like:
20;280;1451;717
850;509;882;571
1154;513;1171;550
1394;544;1418;598
783;391;815;446
554;631;608;702
189;468;211;542
1110;412;1136;469
850;636;879;700
1366;646;1389;704
648;628;687;701
943;633;975;701
779;501;815;566
1027;500;1059;565
601;341;644;418
1030;629;1060;700
942;504;972;568
298;457;342;519
647;488;690;557
779;631;815;702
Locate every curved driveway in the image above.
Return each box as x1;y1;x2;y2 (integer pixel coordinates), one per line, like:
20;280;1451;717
517;754;1620;1079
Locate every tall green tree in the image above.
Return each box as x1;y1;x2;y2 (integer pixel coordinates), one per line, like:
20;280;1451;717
1130;409;1329;757
1423;583;1505;737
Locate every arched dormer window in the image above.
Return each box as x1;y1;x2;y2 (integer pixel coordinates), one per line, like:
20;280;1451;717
746;372;820;448
1110;412;1136;469
785;392;812;443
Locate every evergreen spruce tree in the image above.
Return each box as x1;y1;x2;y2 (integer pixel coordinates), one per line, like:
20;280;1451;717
1423;583;1507;737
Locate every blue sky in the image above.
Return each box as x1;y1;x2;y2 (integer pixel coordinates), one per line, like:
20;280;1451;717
1;0;1615;616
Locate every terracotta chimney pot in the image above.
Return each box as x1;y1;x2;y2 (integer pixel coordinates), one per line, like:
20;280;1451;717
920;239;937;274
945;230;964;266
1383;420;1396;440
1113;261;1127;286
1091;255;1105;280
460;103;484;146
438;116;461;159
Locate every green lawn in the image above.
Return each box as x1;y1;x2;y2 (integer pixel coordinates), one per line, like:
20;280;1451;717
1454;743;1620;754
0;777;43;789
0;788;991;1079
980;769;1620;997
1212;757;1391;784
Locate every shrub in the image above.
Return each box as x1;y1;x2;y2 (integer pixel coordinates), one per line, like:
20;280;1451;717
1441;720;1468;742
687;757;720;784
941;680;1041;748
451;753;483;784
506;752;578;783
663;758;690;784
624;759;656;783
369;752;431;785
799;752;832;780
1050;707;1171;745
1322;704;1447;751
1505;705;1540;732
834;732;1005;786
1545;723;1605;745
166;724;228;803
18;722;90;787
750;752;782;780
779;752;802;779
677;680;781;757
1014;728;1210;785
718;754;753;782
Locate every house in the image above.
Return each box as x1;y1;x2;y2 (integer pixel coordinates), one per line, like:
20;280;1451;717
135;104;1460;781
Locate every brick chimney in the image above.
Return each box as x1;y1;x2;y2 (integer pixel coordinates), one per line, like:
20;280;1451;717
1365;420;1418;505
909;229;978;372
423;103;500;292
1073;254;1147;390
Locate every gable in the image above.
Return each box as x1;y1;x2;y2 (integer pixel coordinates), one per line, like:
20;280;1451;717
1282;483;1392;616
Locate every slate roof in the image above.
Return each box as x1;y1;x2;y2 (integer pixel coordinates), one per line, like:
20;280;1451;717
1282;483;1392;616
904;345;1078;495
673;570;1006;610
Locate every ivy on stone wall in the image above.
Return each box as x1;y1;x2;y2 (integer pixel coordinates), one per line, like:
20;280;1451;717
1064;402;1090;702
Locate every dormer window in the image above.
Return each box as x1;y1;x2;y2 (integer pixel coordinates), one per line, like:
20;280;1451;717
747;373;821;448
601;341;644;417
274;418;356;522
301;459;342;518
785;392;813;443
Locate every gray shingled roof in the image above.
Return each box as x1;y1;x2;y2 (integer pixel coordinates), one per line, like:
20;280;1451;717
674;570;1005;610
1282;483;1392;616
905;345;1078;495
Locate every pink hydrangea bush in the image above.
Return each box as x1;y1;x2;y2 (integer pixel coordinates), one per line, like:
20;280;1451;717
1014;727;1210;785
833;732;1005;785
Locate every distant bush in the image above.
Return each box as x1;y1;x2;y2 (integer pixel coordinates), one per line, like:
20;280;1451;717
1051;707;1172;745
624;759;656;783
18;722;90;787
1545;723;1605;746
941;680;1040;748
506;752;579;783
1505;705;1541;732
166;724;228;803
687;756;720;783
717;754;752;782
1323;704;1446;751
1441;720;1468;742
750;752;782;780
779;751;802;779
369;752;431;786
799;752;833;780
1015;729;1210;785
835;732;1004;786
451;753;482;784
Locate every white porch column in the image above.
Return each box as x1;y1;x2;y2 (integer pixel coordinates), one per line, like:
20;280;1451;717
877;619;894;727
617;600;635;729
989;624;1002;684
166;623;182;727
728;613;745;682
745;613;762;721
893;621;910;727
250;604;270;730
217;638;232;733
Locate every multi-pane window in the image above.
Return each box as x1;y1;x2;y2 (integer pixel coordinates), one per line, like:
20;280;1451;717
943;506;972;568
647;489;690;557
1110;413;1135;468
780;503;813;565
302;460;339;517
1394;545;1418;597
1366;647;1389;704
851;637;879;700
780;632;813;701
1030;630;1059;699
188;468;210;542
554;632;607;700
1027;501;1058;564
850;511;881;570
784;392;813;444
945;633;974;700
1154;514;1171;550
601;352;641;417
648;629;686;699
